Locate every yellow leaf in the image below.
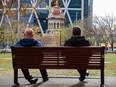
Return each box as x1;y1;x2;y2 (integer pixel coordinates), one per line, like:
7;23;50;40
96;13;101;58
42;1;45;4
37;6;40;9
46;5;50;10
38;0;41;2
13;11;17;14
20;13;23;16
6;10;11;16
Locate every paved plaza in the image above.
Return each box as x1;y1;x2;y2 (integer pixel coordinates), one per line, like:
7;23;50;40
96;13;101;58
0;75;116;87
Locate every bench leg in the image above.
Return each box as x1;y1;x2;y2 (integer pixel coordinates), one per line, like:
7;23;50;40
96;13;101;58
100;84;105;87
100;68;105;87
12;68;19;87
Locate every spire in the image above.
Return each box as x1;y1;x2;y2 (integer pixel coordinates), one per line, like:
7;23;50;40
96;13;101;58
56;0;58;6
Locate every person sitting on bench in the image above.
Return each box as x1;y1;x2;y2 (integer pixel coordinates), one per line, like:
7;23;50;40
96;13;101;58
64;26;90;81
14;28;49;84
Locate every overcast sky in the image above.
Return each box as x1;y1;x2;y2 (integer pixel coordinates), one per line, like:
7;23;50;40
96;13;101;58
93;0;116;16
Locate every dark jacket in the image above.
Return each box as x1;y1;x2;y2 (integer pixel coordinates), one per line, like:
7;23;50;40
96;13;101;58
64;36;90;46
15;38;42;47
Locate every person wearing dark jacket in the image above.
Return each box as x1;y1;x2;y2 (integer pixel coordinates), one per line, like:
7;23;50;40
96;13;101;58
15;28;48;84
64;26;90;81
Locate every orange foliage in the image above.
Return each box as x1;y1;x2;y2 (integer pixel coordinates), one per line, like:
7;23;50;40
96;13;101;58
6;1;10;4
6;10;11;16
0;0;49;17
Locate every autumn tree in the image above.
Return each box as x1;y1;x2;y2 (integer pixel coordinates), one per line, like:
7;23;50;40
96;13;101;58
93;15;116;51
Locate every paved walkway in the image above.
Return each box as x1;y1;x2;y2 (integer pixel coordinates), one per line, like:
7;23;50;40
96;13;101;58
0;75;116;87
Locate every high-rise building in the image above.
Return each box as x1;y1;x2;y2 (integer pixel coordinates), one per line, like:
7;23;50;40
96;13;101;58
0;1;2;25
34;0;93;31
0;0;93;35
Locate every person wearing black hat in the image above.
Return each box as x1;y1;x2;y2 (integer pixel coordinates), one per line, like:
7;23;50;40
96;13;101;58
64;26;90;81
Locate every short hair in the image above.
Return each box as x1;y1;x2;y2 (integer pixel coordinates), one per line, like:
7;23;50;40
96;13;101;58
72;26;81;36
24;28;34;38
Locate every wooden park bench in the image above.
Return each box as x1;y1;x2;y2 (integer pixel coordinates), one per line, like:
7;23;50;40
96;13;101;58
11;46;105;87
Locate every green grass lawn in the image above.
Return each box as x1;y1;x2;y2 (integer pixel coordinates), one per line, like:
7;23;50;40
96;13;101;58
105;53;116;63
0;53;116;76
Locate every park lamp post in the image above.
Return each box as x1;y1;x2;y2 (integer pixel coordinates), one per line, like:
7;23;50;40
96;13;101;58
60;30;61;46
110;33;113;52
1;31;5;49
76;12;78;25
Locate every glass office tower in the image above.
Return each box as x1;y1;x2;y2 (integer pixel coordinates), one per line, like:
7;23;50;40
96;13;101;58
0;1;2;23
34;0;93;30
0;0;93;33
